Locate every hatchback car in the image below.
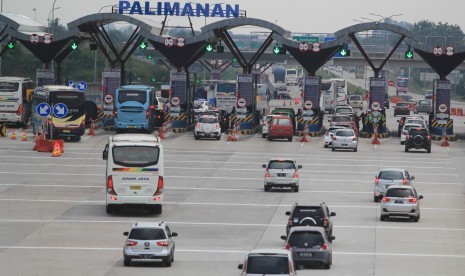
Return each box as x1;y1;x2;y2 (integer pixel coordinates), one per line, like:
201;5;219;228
238;249;296;276
393;102;411;116
348;95;363;109
374;168;415;202
380;185;423;222
263;159;302;192
414;99;432;114
123;221;178;267
281;226;334;269
323;126;347;148
331;128;357;152
268;115;294;142
194;115;221;140
400;123;421;145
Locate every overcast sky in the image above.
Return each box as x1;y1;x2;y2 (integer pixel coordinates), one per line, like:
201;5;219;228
3;0;465;34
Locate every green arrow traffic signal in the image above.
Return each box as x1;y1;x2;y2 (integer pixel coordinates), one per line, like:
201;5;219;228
273;46;280;54
405;50;413;59
139;41;148;49
151;77;156;83
339;49;351;57
195;78;201;84
147;54;153;60
7;42;15;49
233;57;238;63
206;44;214;52
71;42;78;50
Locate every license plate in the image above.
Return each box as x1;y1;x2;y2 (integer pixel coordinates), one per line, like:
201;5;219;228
140;254;152;259
277;173;286;177
63;130;70;133
395;200;404;204
341;144;347;146
300;253;313;257
127;126;136;128
130;186;141;190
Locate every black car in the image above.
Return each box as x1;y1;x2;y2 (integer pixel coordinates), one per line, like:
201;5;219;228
285;202;336;239
405;127;431;153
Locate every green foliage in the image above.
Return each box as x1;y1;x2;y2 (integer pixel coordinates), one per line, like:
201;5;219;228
412;20;465;47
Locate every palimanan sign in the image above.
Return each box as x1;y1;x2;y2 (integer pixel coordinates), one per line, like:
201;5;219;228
118;1;240;18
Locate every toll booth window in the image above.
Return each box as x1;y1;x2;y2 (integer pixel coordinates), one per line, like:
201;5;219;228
0;82;19;92
246;256;289;274
112;146;159;167
268;160;295;170
118;90;147;104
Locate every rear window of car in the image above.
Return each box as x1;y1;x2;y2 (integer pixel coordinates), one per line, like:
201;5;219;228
406;120;425;126
335;130;354;137
333;116;351;122
272;118;291;126
199;117;218;124
268;160;296;170
349;95;361;101
336;108;352;113
246;256;289;274
409;129;428;136
378;171;403;180
418;100;430;106
397;103;409;107
385;188;414;198
129;228;166;240
288;231;325;247
293;206;324;219
112;146;160;167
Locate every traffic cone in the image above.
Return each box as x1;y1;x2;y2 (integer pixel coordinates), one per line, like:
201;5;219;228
300;125;309;142
52;140;61;157
11;130;16;140
88;119;95;136
441;128;449;147
372;126;380;145
33;133;39;151
22;130;27;141
159;122;166;139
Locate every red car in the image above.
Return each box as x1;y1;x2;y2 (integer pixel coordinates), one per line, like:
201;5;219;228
268;115;293;142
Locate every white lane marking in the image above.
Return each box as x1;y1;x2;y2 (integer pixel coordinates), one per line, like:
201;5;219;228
0;183;462;197
0;245;464;258
0;198;463;211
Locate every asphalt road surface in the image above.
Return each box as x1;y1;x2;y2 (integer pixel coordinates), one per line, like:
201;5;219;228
1;125;464;275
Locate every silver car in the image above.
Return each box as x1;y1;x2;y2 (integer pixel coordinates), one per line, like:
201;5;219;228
331;128;357;152
123;221;178;267
263;159;302;192
380;185;423;222
194;115;221;140
281;226;334;269
238;249;296;276
374;168;415;202
323;126;347;148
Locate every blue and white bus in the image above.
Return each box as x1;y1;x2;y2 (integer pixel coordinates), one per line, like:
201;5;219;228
114;85;162;134
0;77;35;127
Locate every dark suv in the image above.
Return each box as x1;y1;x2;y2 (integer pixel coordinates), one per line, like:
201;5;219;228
285;202;336;239
405;127;431;153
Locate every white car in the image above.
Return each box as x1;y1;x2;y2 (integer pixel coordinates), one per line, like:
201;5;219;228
374;168;415;202
348;95;363;109
334;105;353;114
238;249;296;276
261;115;279;138
193;100;214;113
400;123;421;145
331;128;358;152
194;115;221;140
324;125;348;148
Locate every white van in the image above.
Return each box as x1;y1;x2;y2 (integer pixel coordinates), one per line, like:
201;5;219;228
102;134;164;215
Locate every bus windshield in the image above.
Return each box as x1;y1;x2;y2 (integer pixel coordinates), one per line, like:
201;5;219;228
50;92;85;107
0;82;19;92
397;78;409;87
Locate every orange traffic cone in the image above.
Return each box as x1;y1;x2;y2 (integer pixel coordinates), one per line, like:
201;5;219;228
52;140;61;157
22;130;27;141
300;125;309;142
33;133;39;151
88;119;95;136
11;130;16;140
441;128;449;147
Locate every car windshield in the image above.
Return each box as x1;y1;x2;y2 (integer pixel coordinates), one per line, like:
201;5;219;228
246;256;289;274
406;120;425;126
337;108;352;113
128;228;166;240
288;231;325;248
193;101;204;108
378;171;403;180
199;117;217;124
386;188;414;198
335;130;354;137
112;146;160;167
268;160;296;170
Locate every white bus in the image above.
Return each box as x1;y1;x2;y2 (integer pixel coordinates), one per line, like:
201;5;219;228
102;134;165;215
285;68;298;86
0;77;35;126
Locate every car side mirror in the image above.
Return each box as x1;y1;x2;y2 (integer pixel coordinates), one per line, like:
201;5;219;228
285;211;291;216
238;264;244;270
123;232;129;236
262;164;267;168
419;195;424;200
297;165;302;169
330;236;336;241
330;212;336;216
281;235;287;241
171;232;178;237
410;176;415;180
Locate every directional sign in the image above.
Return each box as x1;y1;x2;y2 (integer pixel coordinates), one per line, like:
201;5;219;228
139;41;148;49
54;103;68;118
388;80;395;87
312;42;321;52
293;36;319;43
104;94;113;104
7;42;15;49
433;46;443;56
67;80;76;88
77;81;87;92
304;100;313;109
445;46;455;56
299;42;308;52
206;44;214;52
43;33;52;44
371;101;381;110
171;96;180;106
273;47;280;54
438;104;448;113
36;102;51;117
71;42;78;50
164;37;174;47
29;34;40;44
177;37;186;47
237;97;247;108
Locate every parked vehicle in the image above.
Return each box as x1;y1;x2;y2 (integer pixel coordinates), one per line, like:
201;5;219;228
0;77;35;127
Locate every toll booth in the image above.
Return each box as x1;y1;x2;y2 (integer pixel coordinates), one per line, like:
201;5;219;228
362;77;388;136
431;79;453;136
168;72;188;129
299;76;323;134
230;74;254;130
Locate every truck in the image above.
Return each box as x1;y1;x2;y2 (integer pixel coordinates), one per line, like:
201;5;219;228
355;66;365;79
285;68;298;86
272;66;286;83
321;80;337;113
214;81;236;113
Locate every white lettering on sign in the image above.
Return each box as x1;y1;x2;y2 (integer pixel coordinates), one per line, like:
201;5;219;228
238;76;252;82
370;80;385;87
170;74;187;81
436;83;451;90
305;78;319;85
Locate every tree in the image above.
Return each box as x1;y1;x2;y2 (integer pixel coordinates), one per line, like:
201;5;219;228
412;20;464;47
